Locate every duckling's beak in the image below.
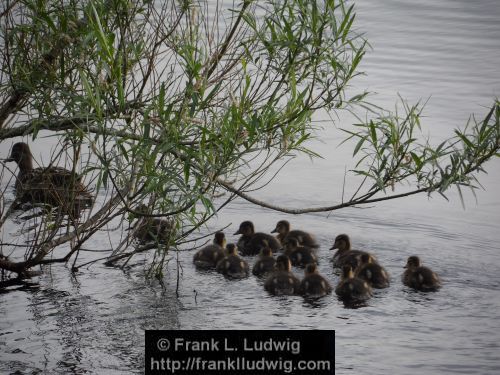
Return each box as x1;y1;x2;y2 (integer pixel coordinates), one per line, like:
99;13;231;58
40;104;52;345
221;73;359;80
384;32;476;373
404;263;409;268
271;227;278;233
329;242;338;250
233;229;242;235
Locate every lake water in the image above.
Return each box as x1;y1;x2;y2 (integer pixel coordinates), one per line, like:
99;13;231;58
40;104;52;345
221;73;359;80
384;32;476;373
1;0;500;374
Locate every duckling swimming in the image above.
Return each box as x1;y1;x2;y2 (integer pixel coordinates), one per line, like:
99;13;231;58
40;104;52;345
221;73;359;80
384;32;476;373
5;142;93;215
216;244;249;279
252;246;276;276
271;220;319;249
300;263;332;297
264;255;301;296
402;256;441;292
330;234;373;269
193;232;226;269
335;265;373;303
133;204;173;244
234;221;281;255
356;253;390;289
283;237;317;267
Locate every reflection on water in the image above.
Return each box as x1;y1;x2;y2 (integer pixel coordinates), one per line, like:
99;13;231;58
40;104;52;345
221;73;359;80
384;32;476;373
1;0;500;374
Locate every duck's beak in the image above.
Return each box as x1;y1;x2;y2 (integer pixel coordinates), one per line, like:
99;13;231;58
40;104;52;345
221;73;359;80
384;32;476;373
233;229;241;235
4;157;15;162
329;242;338;250
271;227;278;233
404;264;409;268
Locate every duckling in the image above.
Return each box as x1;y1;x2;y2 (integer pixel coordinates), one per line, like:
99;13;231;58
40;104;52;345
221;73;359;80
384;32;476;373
5;142;93;215
193;232;226;269
283;237;317;267
402;256;441;292
252;246;276;276
335;265;373;303
234;221;281;255
355;253;390;289
330;234;374;269
216;244;249;279
133;204;173;244
264;255;301;295
300;263;332;297
271;220;319;249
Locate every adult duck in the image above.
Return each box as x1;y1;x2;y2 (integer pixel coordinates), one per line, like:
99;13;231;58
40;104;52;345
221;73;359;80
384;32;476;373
216;244;249;279
133;204;174;244
264;255;301;296
234;221;280;255
271;220;319;249
330;234;374;269
283;237;317;267
193;232;226;269
356;253;390;289
335;265;373;303
252;246;276;276
5;142;93;215
402;256;441;292
300;263;332;297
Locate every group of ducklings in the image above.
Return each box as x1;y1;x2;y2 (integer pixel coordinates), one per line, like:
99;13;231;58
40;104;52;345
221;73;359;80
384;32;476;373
193;220;441;303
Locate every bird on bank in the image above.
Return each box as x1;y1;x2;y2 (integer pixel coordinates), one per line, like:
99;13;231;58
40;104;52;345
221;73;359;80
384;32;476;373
283;237;317;267
264;255;301;296
252;246;276;276
402;256;441;292
193;232;226;269
271;220;319;249
5;142;93;216
355;253;390;289
216;244;249;279
234;221;281;255
300;263;332;298
132;204;174;244
335;265;373;303
330;234;374;269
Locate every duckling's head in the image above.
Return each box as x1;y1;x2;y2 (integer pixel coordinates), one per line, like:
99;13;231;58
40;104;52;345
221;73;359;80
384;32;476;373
226;243;238;255
260;246;273;257
271;220;290;235
6;142;33;169
234;221;254;236
405;256;421;269
341;265;354;279
305;263;318;276
214;231;226;247
330;234;351;251
276;255;291;272
360;253;373;265
284;237;299;252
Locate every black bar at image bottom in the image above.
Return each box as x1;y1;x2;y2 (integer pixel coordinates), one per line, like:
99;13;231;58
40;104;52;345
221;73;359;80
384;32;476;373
145;330;335;375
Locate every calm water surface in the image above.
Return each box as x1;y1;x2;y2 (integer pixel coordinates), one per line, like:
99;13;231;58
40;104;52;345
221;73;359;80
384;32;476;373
1;1;500;374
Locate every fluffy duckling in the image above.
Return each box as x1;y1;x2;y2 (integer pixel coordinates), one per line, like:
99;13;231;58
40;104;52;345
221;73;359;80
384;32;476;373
6;142;93;215
264;255;301;296
252;246;276;276
193;232;226;269
330;234;374;269
402;256;441;292
335;265;373;303
133;204;173;244
300;263;332;297
283;237;317;267
216;244;249;279
271;220;319;249
356;253;390;289
234;221;281;255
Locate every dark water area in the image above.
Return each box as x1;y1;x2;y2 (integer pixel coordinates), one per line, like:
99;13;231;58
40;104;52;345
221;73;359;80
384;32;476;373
1;0;500;374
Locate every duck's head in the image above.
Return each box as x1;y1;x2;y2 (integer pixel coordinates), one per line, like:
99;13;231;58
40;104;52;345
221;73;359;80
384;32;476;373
226;243;238;255
305;263;318;276
283;237;299;252
330;234;351;251
214;231;226;247
5;142;33;170
259;246;273;257
276;254;291;272
341;265;354;279
234;221;254;236
360;253;373;265
271;220;290;235
405;256;421;270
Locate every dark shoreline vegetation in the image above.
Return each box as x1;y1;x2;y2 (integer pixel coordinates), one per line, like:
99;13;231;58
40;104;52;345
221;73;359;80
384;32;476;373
0;0;499;288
